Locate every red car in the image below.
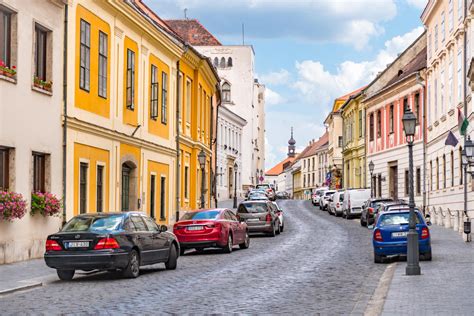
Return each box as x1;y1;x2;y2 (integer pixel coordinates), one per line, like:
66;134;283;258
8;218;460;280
173;209;250;255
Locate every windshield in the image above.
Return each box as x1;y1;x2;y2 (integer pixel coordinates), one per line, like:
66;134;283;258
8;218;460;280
378;213;421;227
339;194;344;202
325;191;335;196
181;210;220;220
62;215;123;232
238;203;268;213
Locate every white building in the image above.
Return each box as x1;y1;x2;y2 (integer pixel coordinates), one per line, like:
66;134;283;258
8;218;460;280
0;0;65;263
216;105;246;200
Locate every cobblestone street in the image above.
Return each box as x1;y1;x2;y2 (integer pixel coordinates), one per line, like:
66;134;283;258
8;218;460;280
0;200;386;315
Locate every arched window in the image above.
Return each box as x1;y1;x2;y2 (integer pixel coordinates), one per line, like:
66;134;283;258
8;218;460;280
227;57;233;67
220;57;226;68
222;82;231;102
213;57;218;67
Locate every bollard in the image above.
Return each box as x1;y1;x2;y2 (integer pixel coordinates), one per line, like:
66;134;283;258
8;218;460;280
464;219;471;242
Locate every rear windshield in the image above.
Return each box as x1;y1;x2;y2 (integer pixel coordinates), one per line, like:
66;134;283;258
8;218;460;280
371;199;392;208
339;194;344;202
238;203;268;213
256;185;270;189
62;215;123;232
378;213;421;227
181;210;220;220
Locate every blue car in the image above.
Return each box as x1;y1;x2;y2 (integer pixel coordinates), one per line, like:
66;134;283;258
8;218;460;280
372;209;432;263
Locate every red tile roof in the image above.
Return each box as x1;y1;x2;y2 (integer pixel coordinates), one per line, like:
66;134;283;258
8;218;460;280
299;132;329;159
336;86;367;101
383;47;427;88
164;19;222;46
132;1;177;35
265;157;296;176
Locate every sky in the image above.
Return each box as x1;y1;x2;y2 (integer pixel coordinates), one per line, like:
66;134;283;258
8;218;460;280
144;0;428;169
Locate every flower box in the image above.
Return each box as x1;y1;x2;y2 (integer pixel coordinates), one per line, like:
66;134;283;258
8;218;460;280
0;191;27;221
33;77;53;92
31;192;62;217
0;61;17;79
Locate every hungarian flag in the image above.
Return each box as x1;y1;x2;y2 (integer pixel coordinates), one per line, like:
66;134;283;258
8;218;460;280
458;108;469;136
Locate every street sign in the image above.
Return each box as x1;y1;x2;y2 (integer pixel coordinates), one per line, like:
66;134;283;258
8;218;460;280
259;176;264;182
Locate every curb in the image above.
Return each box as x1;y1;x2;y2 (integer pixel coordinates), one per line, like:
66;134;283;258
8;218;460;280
0;282;43;296
364;262;397;316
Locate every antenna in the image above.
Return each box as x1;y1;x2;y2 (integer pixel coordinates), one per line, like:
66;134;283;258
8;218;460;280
184;8;188;19
242;23;245;45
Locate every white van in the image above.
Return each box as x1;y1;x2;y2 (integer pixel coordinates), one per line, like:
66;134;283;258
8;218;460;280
342;189;371;219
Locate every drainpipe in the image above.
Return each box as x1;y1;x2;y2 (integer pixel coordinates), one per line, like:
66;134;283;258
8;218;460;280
416;72;427;215
213;88;220;208
175;60;180;223
62;4;68;226
463;0;469;230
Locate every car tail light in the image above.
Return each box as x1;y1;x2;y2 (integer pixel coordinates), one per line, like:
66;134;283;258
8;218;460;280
94;238;120;250
421;227;430;239
368;207;374;214
46;239;62;251
206;222;220;229
174;224;185;230
336;203;340;207
266;213;272;223
374;229;383;242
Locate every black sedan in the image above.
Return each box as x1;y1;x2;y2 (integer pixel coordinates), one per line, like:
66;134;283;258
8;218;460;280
44;212;180;280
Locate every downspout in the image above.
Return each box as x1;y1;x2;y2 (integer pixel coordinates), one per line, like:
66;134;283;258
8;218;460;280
416;72;427;215
463;0;469;224
62;3;68;226
175;60;180;223
214;88;220;208
210;95;214;207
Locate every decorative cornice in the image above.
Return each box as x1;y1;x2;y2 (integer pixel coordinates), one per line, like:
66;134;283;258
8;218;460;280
114;26;124;39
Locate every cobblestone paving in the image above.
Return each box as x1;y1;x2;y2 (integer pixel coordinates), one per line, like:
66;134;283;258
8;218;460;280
0;200;386;315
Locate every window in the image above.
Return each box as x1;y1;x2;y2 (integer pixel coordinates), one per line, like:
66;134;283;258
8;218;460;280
449;0;454;31
96;165;103;212
449;55;453;108
377;174;382;198
430;160;433;191
377;110;381;138
416;167;421;195
35;25;47;81
434;24;438;51
389;104;394;133
0;7;11;68
80;162;88;214
126;49;135;110
458;0;463;21
227;57;233;67
122;164;130;211
184;166;189;199
405;170;409;196
441;12;445;43
451;150;455;187
457;49;462;103
33;153;46;193
186;79;191;124
440;68;445;113
436;158;439;190
403;97;409;113
130;215;147;231
338;136;343;147
414;94;420;124
434;78;438;120
98;31;107;98
428;33;431;59
160;176;166;220
358;110;362;138
150;65;158;119
178;72;183;123
222;82;231;102
150;174;156;219
369;113;374;141
213;57;218;67
161;72;167;124
443;154;446;188
0;147;9;191
79;19;90;91
220;57;226;68
460;147;463;185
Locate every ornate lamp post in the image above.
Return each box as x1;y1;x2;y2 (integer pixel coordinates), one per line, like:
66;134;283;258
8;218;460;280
369;161;375;198
260;169;263;183
233;162;238;208
402;110;420;276
462;137;474;241
198;149;206;209
256;169;259;185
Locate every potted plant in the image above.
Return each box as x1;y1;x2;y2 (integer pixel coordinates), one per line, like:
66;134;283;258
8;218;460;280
0;191;27;221
31;192;62;217
0;60;16;78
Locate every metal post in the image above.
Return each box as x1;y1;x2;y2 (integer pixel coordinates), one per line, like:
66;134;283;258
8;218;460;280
200;166;205;209
370;171;374;198
233;169;238;208
406;139;421;275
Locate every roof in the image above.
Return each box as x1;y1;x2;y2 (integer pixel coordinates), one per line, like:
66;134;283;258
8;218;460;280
131;1;179;35
383;47;427;88
299;132;329;159
335;86;366;102
265;157;296;176
164;19;222;46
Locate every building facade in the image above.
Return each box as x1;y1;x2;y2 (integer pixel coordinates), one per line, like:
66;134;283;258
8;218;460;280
300;133;329;199
0;0;65;263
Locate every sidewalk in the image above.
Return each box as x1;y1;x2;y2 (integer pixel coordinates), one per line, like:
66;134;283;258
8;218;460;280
382;225;474;315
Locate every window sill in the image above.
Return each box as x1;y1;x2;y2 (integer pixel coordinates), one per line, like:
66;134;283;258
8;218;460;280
434;121;439;127
428;125;433;131
448;108;455;116
31;85;53;96
0;74;17;84
159;218;166;221
440;115;447;122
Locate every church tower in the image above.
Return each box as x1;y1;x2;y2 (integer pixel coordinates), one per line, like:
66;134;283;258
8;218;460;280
288;127;296;158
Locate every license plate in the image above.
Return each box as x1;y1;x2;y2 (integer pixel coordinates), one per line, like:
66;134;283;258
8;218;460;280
67;241;89;248
392;232;408;237
187;225;204;231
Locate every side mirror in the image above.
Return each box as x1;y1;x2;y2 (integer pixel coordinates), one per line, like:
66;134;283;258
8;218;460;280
160;225;168;232
367;225;374;230
426;220;432;226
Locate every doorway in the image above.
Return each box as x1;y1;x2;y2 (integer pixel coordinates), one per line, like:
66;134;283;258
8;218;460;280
389;164;398;200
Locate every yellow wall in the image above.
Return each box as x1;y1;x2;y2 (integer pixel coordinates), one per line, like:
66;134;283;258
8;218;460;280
147;160;170;225
123;36;139;126
148;53;170;139
73;143;110;215
74;5;111;118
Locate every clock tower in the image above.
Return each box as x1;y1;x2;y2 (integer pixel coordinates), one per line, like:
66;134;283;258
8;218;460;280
288;127;296;158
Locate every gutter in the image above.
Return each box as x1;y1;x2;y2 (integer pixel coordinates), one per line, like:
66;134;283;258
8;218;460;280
175;60;181;223
416;72;427;215
62;3;68;225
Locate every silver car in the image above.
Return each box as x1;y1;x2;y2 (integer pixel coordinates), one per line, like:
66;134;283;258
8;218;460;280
272;201;285;232
236;201;280;237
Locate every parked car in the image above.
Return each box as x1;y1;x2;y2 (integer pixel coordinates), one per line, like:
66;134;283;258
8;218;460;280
371;209;432;263
44;212;179;280
276;191;289;199
173;209;249;255
360;198;394;227
321;190;336;211
256;184;276;201
247;191;269;201
342;188;371;219
272;201;285;232
312;187;328;206
237;201;281;236
373;201;409;224
329;190;345;216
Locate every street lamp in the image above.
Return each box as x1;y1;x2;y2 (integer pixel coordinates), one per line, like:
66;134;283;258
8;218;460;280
233;162;238;208
369;161;374;198
462;137;474;242
402;110;420;276
256;169;259;185
198;149;206;209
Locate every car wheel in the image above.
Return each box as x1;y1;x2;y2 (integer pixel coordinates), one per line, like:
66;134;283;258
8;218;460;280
123;249;140;278
239;231;250;249
57;269;75;281
360;217;366;227
268;224;276;237
276;221;281;235
342;210;346;218
223;233;233;253
421;250;432;261
374;253;384;264
280;224;284;232
165;245;178;270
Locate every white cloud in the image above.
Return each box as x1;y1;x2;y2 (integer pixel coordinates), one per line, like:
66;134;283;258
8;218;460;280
406;0;427;10
260;69;291;86
265;88;286;106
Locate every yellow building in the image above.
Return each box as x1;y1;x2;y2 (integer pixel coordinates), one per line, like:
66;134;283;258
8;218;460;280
340;90;366;189
65;0;183;225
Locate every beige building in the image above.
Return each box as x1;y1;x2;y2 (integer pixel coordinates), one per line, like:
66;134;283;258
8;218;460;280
300;133;329;199
0;0;66;263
